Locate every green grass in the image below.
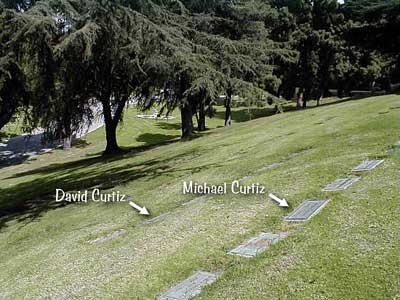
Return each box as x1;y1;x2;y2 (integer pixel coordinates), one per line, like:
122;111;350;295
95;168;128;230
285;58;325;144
0;95;399;299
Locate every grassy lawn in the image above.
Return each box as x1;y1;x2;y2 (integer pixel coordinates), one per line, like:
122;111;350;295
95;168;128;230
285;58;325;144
0;95;399;299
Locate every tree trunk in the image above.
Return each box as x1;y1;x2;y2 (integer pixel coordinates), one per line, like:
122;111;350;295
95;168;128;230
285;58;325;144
198;101;206;131
303;88;311;109
181;102;193;139
224;90;232;127
344;79;351;97
302;98;307;109
104;121;119;154
101;94;121;155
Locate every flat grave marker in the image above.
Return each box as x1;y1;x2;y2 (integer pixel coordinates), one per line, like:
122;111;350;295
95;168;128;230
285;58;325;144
143;211;173;224
182;194;210;206
388;143;400;154
88;229;127;244
288;148;311;158
322;177;360;191
228;232;288;258
255;162;283;173
238;175;251;181
146;194;212;226
388;148;400;154
351;160;384;173
158;271;220;300
284;200;329;222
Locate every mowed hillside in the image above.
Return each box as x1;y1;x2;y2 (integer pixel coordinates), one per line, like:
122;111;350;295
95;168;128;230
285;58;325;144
0;95;399;300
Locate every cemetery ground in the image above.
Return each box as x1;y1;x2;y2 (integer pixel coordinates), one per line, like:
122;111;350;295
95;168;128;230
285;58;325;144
0;95;399;299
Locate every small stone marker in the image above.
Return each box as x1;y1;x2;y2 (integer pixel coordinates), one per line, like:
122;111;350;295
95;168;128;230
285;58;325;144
388;148;400;154
255;162;283;173
388;142;400;154
158;271;220;300
284;200;329;222
88;229;127;244
228;232;288;258
182;194;210;206
143;211;173;224
288;148;311;158
322;177;360;191
351;159;384;173
238;175;251;181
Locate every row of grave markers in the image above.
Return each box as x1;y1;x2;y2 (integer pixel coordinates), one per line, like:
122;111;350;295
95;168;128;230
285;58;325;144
87;148;314;244
85;156;388;298
158;159;385;300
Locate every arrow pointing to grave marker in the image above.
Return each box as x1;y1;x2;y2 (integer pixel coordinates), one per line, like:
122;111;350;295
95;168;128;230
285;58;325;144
268;193;289;208
129;201;150;215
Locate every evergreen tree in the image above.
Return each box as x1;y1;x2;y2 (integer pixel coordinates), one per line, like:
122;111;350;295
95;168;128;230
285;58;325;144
0;5;56;131
343;0;400;87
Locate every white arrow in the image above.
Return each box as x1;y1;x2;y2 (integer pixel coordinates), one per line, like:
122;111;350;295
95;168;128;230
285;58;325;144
129;201;150;215
268;193;289;208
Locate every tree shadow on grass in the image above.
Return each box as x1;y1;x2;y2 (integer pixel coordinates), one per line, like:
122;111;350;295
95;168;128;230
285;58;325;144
73;138;91;149
155;122;181;130
306;93;388;110
213;107;278;123
0;153;30;168
213;94;386;123
136;133;180;145
83;130;211;159
0;145;221;230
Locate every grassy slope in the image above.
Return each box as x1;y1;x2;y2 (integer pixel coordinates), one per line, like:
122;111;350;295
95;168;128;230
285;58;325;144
0;96;399;300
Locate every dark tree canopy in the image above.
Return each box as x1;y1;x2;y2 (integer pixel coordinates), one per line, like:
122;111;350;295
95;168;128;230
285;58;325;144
0;0;399;152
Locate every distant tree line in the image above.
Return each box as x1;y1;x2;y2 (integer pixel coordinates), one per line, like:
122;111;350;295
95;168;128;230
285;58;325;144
0;0;399;154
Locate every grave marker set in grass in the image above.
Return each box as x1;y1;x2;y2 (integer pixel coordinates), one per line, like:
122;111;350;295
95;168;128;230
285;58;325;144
182;194;210;206
88;229;127;244
387;147;400;154
158;271;221;300
322;160;384;191
351;160;384;173
386;141;400;154
255;162;283;173
322;177;361;191
143;211;173;224
284;200;329;222
228;232;289;258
